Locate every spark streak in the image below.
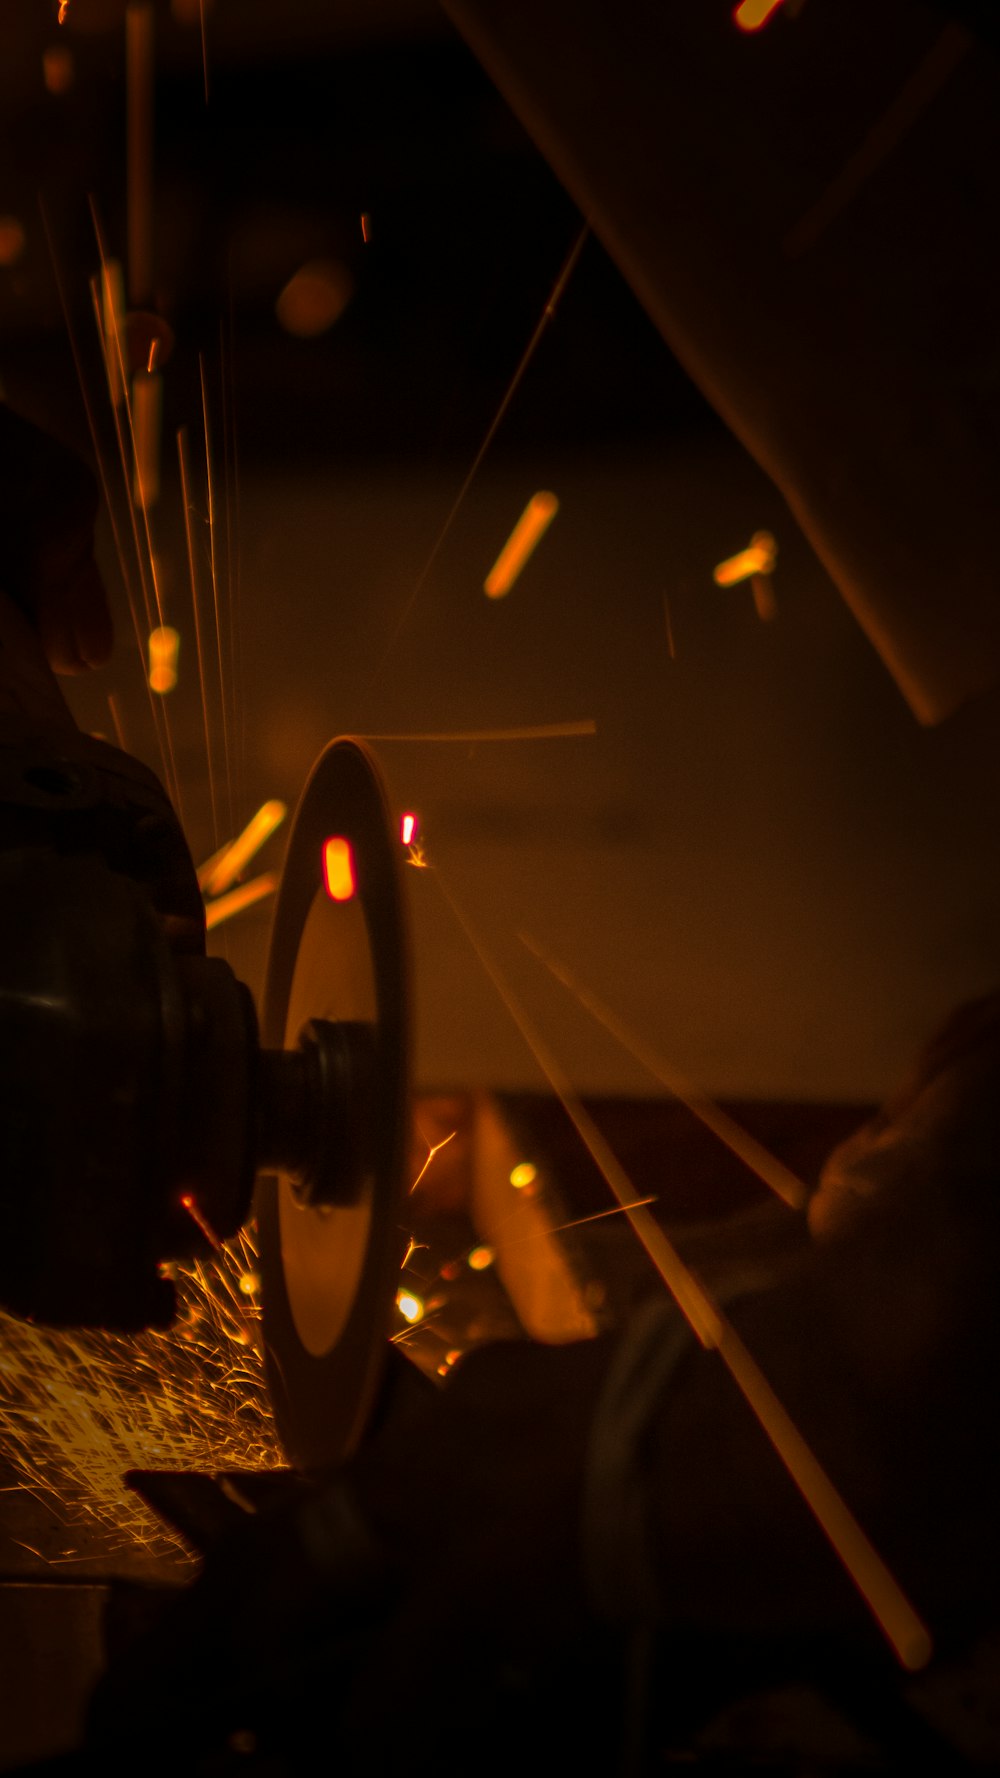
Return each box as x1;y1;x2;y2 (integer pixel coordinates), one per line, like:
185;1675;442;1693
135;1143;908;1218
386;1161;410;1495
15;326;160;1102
203;800;286;898
520;934;807;1212
203;871;277;931
178;423;220;848
437;874;929;1670
410;1128;456;1194
713;531;777;587
484;490;559;599
367;224;588;692
0;1228;279;1564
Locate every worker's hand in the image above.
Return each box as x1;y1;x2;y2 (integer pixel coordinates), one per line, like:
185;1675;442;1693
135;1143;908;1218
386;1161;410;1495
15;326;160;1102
0;404;111;681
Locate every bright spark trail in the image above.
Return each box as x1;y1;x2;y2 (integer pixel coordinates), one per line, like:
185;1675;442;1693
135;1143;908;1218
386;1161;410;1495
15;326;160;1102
0;1228;280;1566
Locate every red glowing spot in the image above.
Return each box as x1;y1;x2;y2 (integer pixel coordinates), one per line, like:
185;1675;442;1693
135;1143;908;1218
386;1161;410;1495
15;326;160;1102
400;812;417;847
322;836;356;902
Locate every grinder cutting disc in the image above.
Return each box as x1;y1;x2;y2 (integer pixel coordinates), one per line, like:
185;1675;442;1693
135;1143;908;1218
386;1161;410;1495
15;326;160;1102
255;739;410;1473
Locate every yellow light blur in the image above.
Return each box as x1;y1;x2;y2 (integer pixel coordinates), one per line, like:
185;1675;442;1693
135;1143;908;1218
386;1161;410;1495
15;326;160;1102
484;490;559;599
467;1245;495;1272
734;0;785;29
322;836;357;903
275;259;354;339
43;46;74;94
148;624;180;694
203;872;278;932
510;1162;537;1190
396;1290;424;1325
238;1272;261;1297
713;530;777;587
0;216;26;268
204;800;287;897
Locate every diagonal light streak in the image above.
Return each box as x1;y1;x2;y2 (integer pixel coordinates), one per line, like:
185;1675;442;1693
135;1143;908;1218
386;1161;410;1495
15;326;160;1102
435;872;931;1671
520;933;807;1212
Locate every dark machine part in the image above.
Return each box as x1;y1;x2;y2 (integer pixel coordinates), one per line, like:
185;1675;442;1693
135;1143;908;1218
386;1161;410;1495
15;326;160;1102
256;738;411;1474
0;720;405;1357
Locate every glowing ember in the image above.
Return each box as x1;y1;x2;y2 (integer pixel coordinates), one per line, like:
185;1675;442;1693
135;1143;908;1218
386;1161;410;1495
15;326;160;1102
204;801;287;897
0;1227;280;1564
734;0;786;28
148;624;179;694
509;1162;537;1190
400;812;418;847
467;1246;495;1272
203;872;278;932
275;260;353;339
395;1291;424;1325
713;530;777;587
0;217;26;269
322;836;356;902
360;212;372;242
484;490;559;599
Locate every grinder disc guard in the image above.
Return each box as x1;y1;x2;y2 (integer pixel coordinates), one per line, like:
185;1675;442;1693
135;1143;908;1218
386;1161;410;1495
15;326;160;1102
256;739;410;1473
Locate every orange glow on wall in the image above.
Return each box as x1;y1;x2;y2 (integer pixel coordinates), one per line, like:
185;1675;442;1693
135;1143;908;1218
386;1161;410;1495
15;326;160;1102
484;490;559;599
322;836;356;902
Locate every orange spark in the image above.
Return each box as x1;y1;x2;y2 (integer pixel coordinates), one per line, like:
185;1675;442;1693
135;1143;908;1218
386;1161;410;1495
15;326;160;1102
360;212;372;242
484;490;559;599
467;1246;495;1272
410;1128;456;1194
509;1162;537;1190
400;812;418;846
406;842;428;870
713;530;777;587
322;836;356;902
180;1192;222;1251
203;872;277;931
148;624;179;694
57;0;71;21
396;1291;424;1325
203;800;287;897
734;0;786;29
132;368;161;509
